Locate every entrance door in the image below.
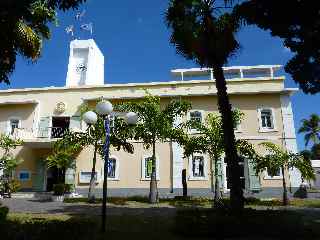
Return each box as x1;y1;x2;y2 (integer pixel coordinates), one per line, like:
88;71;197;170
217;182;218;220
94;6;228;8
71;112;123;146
32;160;46;191
223;157;246;193
46;167;62;191
51;117;70;138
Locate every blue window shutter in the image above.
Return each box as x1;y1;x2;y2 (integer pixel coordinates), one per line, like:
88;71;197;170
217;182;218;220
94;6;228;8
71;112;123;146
247;159;261;192
38;117;50;138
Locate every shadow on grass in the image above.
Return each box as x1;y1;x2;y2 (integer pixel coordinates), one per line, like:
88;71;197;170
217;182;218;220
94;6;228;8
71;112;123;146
2;203;320;240
175;208;320;239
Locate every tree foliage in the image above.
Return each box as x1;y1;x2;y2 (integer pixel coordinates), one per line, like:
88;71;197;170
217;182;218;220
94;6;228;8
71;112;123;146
166;0;245;212
117;94;191;149
45;131;84;171
255;142;315;205
0;0;87;84
234;0;320;94
180;110;258;206
117;93;191;203
298;114;320;147
166;0;240;67
0;134;23;177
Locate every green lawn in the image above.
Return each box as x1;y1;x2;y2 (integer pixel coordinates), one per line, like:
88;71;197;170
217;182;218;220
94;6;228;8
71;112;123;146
65;196;320;208
2;197;320;239
1;207;320;239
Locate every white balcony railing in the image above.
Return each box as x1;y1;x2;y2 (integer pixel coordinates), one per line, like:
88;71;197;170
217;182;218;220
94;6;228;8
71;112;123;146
11;127;81;140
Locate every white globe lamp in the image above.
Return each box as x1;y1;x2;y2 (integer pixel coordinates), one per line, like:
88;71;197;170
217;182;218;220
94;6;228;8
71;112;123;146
96;101;113;116
125;112;138;125
83;111;98;125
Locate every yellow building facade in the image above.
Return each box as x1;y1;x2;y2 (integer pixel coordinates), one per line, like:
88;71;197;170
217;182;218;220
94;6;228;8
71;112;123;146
0;39;301;198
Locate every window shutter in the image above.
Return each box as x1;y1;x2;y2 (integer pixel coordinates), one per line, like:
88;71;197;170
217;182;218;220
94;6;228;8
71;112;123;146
216;158;224;190
247;159;261;192
33;160;45;191
70;116;81;131
38;117;50;138
65;168;76;185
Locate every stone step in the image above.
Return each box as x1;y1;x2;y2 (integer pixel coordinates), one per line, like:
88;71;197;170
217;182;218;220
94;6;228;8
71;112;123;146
11;192;35;199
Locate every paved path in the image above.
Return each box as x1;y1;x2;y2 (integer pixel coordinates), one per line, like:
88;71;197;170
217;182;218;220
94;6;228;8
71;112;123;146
0;198;177;217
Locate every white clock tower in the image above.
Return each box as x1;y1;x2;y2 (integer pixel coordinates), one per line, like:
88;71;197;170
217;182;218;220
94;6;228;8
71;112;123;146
65;39;104;87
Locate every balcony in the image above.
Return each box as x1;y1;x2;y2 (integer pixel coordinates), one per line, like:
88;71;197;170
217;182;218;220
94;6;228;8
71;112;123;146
13;127;75;140
10;126;83;149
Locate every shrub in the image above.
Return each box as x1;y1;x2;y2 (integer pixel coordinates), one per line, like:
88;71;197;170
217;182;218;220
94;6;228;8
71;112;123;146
8;179;20;193
0;204;9;222
64;184;74;194
174;208;314;238
53;184;65;196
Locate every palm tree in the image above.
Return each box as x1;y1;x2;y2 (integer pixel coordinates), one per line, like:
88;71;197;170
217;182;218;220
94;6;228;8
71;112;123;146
181;111;257;208
299;114;320;147
166;0;244;211
257;142;315;205
118;94;191;203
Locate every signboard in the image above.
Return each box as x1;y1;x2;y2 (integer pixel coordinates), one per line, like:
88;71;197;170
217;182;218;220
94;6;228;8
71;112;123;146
79;171;99;184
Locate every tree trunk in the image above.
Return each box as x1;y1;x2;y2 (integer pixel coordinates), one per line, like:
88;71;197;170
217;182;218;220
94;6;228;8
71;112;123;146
149;140;158;203
282;165;289;206
88;141;98;203
213;66;244;212
182;169;187;197
214;156;221;207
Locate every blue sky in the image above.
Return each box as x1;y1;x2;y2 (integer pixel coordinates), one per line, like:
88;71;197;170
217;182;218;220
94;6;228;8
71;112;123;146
3;0;319;151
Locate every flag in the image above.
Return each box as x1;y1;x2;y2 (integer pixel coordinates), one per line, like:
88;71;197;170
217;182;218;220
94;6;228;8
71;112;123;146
80;23;93;35
65;25;74;36
75;10;86;21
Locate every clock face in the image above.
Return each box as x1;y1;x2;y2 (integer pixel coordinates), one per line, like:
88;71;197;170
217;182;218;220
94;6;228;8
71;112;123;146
76;63;87;73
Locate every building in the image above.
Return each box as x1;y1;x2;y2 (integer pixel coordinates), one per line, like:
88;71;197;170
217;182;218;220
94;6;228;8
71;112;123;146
0;39;301;198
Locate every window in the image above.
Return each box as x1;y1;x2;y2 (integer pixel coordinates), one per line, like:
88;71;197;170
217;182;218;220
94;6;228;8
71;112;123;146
258;108;276;131
9;118;20;135
190;111;202;123
144;157;153;178
141;155;159;180
232;107;242;132
188;154;208;180
107;158;116;178
265;167;282;179
192;155;204;177
107;156;120;180
187;110;204;133
18;171;30;181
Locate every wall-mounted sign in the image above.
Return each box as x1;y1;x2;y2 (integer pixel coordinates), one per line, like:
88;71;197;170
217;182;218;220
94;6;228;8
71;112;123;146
79;171;99;184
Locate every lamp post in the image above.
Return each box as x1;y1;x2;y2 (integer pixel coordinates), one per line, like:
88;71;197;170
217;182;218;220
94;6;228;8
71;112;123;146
83;100;138;233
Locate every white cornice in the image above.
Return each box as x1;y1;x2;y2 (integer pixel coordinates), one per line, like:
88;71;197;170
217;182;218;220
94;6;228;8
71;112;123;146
0;77;285;94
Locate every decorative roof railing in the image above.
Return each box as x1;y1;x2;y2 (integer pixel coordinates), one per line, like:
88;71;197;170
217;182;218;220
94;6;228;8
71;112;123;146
171;65;282;81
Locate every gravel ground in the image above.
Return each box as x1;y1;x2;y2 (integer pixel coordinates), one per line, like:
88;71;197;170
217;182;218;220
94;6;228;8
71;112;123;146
0;198;177;217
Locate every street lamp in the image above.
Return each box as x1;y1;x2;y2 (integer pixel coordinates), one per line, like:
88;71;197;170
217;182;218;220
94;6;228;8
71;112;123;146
83;100;137;233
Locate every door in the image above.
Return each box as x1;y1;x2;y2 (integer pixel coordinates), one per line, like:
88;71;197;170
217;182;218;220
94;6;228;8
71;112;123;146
314;168;320;189
32;160;46;191
223;157;246;193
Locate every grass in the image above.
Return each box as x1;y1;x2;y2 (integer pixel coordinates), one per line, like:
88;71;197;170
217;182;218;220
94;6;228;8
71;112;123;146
64;196;213;208
1;212;177;240
2;208;320;239
64;196;320;209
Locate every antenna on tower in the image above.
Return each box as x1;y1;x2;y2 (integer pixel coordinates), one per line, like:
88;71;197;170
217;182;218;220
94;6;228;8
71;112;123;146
75;10;86;21
80;22;93;35
65;25;75;38
65;9;94;39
